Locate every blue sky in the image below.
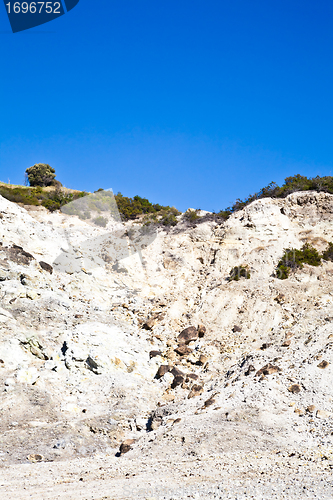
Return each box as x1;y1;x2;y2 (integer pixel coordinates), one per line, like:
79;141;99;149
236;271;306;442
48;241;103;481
0;0;332;212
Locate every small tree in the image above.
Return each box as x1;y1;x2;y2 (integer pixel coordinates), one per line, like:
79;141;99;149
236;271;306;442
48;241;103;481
26;163;56;187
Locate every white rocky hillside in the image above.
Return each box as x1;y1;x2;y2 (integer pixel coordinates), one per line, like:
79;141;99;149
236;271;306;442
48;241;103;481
1;190;333;497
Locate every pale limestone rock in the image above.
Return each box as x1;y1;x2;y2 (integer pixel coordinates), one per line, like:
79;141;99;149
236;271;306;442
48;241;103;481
316;410;331;419
1;191;333;474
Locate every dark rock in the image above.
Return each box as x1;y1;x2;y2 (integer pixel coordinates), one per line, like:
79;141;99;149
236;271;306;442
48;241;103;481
188;384;204;399
149;350;162;359
274;293;285;304
171;375;184;389
149;416;162;430
155;365;171;379
143;317;156;330
260;343;271;350
186;373;199;381
288;384;302;394
86;356;99;374
245;365;255;376
317;360;329;369
175;345;193;356
170;366;185;377
39;261;53;274
119;439;135;455
255;363;281;377
282;339;291;347
232;325;242;333
7;246;35;266
143;312;165;330
197;324;206;337
204;398;215;407
306;405;316;413
177;326;198;345
197;354;208;366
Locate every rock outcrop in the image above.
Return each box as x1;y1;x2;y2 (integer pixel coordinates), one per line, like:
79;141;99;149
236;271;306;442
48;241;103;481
1;191;333;497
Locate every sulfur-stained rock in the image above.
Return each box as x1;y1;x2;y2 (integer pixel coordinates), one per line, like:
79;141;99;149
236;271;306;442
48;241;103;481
27;454;44;462
26;289;39;300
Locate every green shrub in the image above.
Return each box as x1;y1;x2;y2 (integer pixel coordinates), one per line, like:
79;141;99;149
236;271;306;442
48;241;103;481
276;243;322;279
184;209;200;222
216;209;232;220
26;164;56;187
218;175;333;222
41;199;60;212
161;213;178;226
0;183;88;212
79;210;91;220
0;186;39;206
114;193;179;221
93;216;108;227
228;265;251;281
1;181;181;222
322;242;333;261
160;207;180;226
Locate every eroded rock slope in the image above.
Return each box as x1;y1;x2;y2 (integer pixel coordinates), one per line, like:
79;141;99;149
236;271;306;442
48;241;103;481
0;191;333;473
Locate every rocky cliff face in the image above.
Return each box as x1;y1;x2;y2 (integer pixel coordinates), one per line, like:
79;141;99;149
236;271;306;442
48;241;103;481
1;191;333;497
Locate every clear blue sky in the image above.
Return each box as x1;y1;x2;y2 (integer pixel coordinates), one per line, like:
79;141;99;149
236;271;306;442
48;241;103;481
0;0;332;212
